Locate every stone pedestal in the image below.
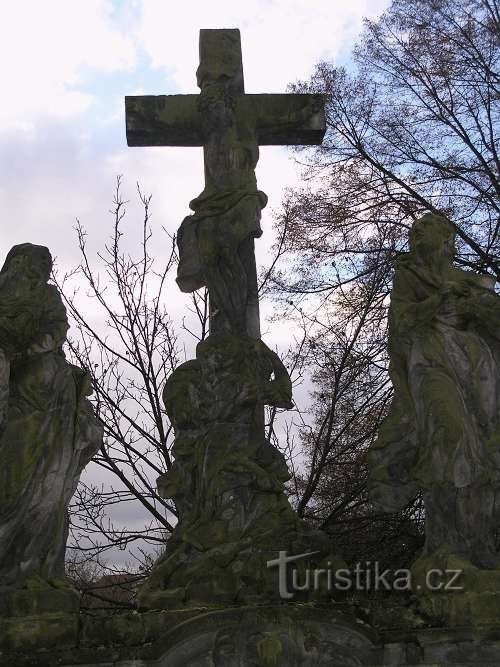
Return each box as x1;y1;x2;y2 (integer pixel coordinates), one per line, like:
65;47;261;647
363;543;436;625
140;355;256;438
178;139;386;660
138;333;344;611
2;600;500;665
146;606;377;666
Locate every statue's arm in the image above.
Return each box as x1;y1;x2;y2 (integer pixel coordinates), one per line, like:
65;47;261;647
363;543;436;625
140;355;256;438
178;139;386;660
457;289;500;339
261;348;294;410
391;267;441;334
26;285;69;354
235;343;294;410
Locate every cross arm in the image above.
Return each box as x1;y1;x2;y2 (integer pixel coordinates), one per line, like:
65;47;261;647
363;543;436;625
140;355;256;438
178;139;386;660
247;93;326;146
125;92;326;148
125;95;203;147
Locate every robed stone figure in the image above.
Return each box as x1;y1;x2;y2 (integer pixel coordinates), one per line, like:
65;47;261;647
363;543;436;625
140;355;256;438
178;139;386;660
369;214;500;568
0;243;102;592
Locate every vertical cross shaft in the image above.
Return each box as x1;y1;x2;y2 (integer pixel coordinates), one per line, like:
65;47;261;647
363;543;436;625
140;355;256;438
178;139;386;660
189;29;263;338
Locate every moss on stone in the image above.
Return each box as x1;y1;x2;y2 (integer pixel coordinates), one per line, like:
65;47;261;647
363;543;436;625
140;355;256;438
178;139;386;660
369;213;500;570
256;632;283;665
0;612;78;652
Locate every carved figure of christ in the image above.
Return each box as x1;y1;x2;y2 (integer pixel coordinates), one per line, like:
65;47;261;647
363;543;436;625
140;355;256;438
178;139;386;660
126;28;325;338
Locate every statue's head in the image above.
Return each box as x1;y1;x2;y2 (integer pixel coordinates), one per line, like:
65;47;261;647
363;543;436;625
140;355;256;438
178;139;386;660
408;214;455;261
1;243;52;284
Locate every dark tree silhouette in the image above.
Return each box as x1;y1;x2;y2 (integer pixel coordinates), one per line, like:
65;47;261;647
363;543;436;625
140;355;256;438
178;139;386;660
267;0;499;568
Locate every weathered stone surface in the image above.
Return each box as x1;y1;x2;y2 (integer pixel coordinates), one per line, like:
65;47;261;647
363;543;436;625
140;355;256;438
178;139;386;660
7;605;378;666
143;606;377;666
3;600;500;664
138;332;341;609
0;578;79;617
125;29;338;613
368;214;500;626
125;94;326;147
410;549;500;627
0;611;79;653
369;214;500;568
0;244;103;618
177;193;266;337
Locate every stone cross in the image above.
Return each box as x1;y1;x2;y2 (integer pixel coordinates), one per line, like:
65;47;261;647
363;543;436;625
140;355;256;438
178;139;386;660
125;31;336;612
125;29;325;338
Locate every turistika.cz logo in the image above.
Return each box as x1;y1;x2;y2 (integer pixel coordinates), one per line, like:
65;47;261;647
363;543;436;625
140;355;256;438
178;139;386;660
266;551;463;599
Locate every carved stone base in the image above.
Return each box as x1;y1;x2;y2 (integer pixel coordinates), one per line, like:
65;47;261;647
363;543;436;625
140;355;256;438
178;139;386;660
139;332;343;610
137;526;344;609
2;601;500;665
139;606;377;666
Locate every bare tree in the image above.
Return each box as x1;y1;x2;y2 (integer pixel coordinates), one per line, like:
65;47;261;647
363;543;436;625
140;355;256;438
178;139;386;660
266;0;499;567
59;176;301;607
56;177;209;602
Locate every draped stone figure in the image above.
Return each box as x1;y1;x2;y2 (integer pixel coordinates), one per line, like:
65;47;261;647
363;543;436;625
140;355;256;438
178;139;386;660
174;39;270;338
0;243;103;595
369;214;500;568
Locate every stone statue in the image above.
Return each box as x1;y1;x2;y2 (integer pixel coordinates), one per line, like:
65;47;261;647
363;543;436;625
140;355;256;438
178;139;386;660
176;192;267;336
127;30;341;611
369;214;500;568
175;44;269;336
0;243;103;598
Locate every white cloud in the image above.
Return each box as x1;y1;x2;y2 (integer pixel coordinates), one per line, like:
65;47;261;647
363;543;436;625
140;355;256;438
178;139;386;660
136;0;387;93
0;0;390;319
0;0;136;128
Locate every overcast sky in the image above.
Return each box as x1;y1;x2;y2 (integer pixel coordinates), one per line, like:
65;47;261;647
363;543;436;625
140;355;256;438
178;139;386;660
0;0;389;564
1;0;387;279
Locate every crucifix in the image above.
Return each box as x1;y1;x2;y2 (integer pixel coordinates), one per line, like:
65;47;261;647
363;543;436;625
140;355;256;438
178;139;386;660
126;29;325;339
125;31;336;612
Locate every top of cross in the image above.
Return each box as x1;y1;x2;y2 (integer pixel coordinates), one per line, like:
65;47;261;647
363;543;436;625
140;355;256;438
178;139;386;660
125;29;326;339
125;29;325;148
